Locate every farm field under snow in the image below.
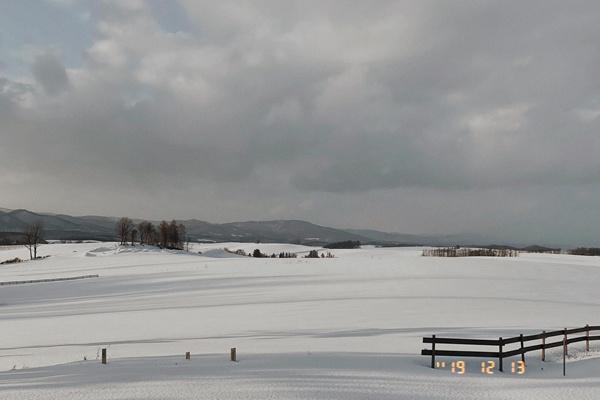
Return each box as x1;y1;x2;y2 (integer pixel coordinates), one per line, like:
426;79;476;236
0;242;600;399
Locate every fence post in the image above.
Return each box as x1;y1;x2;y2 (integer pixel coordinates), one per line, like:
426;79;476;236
586;324;590;352
101;348;107;365
186;352;191;360
431;335;436;369
541;331;546;362
563;334;567;377
498;337;503;372
564;328;568;356
230;347;237;362
520;334;525;364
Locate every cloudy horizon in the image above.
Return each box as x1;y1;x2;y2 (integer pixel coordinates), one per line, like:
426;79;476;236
1;1;600;245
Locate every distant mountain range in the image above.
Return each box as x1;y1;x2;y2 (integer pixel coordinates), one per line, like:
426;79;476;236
0;209;118;242
0;208;558;248
0;208;371;245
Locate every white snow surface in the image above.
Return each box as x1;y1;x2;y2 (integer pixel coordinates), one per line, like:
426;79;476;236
1;242;600;399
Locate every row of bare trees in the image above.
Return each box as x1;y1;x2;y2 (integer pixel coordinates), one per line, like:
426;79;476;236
422;247;519;257
116;218;188;250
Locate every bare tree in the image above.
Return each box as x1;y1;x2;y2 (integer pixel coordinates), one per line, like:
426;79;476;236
147;223;157;245
137;222;146;245
130;228;138;246
178;223;188;251
23;221;44;260
116;217;134;245
168;220;180;249
159;221;169;248
137;221;155;245
155;220;186;250
150;225;158;245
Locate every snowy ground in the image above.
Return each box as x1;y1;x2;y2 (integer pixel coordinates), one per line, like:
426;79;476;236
1;242;600;399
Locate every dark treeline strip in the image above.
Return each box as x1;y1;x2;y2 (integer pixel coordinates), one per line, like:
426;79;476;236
422;247;519;257
231;248;334;258
569;247;600;256
323;240;361;249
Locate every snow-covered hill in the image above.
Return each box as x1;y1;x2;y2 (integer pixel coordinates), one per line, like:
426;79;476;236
1;243;599;399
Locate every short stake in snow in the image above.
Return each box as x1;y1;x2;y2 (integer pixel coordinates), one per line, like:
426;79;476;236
498;337;503;372
541;331;546;362
186;352;191;360
101;348;107;364
520;334;525;364
430;335;436;368
230;348;237;362
563;334;567;377
586;324;590;352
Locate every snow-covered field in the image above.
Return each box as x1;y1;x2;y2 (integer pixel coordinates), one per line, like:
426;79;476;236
1;242;600;399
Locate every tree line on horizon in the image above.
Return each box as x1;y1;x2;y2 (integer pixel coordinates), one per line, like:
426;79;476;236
422;247;519;257
116;217;188;250
251;249;334;258
568;247;600;256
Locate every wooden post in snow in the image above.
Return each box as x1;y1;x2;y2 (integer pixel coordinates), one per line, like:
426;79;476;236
431;335;436;369
230;348;237;362
563;334;567;377
520;334;525;364
498;337;503;372
101;348;107;364
541;331;546;362
586;325;590;352
186;352;191;360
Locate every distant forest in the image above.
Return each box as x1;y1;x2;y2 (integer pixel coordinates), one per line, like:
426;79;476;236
422;247;519;257
323;240;361;249
568;247;600;256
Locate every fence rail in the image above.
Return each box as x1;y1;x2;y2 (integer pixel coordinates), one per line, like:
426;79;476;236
421;325;599;372
0;274;99;286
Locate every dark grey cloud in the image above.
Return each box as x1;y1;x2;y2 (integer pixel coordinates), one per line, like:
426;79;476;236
32;53;69;95
1;0;600;245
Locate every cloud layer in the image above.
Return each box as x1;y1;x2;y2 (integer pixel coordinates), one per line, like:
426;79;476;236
1;0;600;245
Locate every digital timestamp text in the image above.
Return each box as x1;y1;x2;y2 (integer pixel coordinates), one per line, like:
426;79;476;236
435;360;526;375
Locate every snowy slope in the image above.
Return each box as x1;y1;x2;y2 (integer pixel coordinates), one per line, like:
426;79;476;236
1;243;600;399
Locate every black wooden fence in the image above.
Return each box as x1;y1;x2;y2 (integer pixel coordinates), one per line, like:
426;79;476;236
422;325;600;372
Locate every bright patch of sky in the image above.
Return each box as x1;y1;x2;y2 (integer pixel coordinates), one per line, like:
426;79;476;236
0;1;93;78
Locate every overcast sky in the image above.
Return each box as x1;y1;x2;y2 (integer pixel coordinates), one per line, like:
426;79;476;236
1;0;600;245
